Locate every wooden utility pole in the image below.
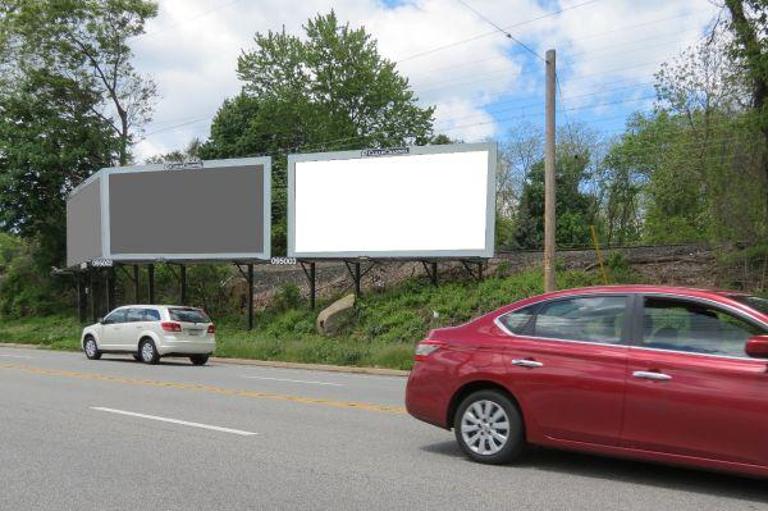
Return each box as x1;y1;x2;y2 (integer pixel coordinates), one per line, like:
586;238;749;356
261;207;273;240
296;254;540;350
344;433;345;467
544;49;557;293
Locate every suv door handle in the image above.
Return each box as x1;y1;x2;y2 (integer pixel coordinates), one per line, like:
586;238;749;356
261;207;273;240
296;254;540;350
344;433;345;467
632;370;671;382
512;359;543;368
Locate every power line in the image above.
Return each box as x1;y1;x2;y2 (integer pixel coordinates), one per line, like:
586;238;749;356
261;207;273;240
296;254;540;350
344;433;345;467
407;15;707;81
435;95;657;133
396;0;600;63
143;116;213;136
455;0;545;61
135;0;245;41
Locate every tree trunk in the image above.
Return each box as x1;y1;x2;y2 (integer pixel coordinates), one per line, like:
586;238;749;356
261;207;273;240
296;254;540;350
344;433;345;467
725;0;768;218
119;112;129;166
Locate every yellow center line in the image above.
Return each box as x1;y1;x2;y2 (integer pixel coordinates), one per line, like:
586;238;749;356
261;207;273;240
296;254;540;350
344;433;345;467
0;363;407;415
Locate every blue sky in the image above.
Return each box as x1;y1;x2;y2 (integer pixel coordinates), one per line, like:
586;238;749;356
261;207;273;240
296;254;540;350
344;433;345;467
131;0;721;160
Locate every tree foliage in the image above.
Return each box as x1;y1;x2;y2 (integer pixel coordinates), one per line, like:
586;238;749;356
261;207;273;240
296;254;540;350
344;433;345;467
200;11;435;254
602;17;767;244
1;0;158;165
513;153;598;250
0;70;116;266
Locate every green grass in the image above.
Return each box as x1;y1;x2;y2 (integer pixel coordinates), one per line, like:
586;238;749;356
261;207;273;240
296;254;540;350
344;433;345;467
0;315;82;350
0;267;626;370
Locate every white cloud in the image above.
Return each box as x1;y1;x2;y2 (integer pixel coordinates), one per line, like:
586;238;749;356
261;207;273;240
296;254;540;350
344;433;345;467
130;0;722;160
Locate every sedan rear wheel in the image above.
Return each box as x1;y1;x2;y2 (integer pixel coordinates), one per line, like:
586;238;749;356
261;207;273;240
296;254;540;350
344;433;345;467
454;390;524;464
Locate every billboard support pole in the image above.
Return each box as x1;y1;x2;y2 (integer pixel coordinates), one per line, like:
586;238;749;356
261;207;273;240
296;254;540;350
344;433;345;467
77;272;87;323
344;261;377;297
133;264;140;303
148;264;155;304
299;261;316;310
345;261;363;297
180;264;187;305
247;263;254;330
421;261;439;287
106;267;116;312
461;260;485;282
89;266;97;323
355;262;361;297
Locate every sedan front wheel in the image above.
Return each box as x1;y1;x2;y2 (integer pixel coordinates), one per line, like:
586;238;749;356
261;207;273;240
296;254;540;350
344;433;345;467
454;390;524;464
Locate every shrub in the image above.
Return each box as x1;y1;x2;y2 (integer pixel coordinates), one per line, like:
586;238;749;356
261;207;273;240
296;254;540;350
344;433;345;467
271;283;303;312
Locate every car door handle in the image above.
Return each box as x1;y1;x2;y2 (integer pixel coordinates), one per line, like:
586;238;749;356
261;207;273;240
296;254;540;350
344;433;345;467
632;370;672;382
511;359;543;368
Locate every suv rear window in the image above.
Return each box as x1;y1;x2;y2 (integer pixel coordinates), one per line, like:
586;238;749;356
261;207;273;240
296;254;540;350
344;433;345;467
169;307;210;323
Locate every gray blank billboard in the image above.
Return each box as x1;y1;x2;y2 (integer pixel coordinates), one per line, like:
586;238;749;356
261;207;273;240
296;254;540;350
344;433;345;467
65;157;271;267
66;176;103;268
109;166;265;255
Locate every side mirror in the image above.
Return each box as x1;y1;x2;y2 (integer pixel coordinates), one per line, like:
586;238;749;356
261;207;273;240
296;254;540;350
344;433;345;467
745;335;768;359
97;317;104;324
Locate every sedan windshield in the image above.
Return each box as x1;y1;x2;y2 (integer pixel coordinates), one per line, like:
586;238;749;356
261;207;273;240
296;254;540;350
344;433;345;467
169;307;210;323
730;295;768;315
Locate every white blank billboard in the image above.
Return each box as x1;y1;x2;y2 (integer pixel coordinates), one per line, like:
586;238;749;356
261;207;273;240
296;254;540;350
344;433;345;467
288;143;495;258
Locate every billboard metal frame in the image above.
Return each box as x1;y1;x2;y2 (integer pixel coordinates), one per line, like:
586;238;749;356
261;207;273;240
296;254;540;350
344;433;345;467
286;142;497;260
68;157;272;267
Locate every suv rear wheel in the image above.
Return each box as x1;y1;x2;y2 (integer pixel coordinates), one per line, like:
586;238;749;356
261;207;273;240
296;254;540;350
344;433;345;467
454;390;524;464
139;339;159;365
190;354;209;366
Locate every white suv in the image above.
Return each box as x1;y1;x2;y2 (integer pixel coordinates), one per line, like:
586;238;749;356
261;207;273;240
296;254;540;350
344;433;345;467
81;305;216;365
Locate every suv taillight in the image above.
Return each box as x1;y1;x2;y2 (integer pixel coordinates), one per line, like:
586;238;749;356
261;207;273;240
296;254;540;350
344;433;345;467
207;324;216;334
414;340;443;362
161;321;182;332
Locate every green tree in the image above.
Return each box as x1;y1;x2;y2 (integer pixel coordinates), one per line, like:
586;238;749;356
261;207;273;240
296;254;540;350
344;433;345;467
145;138;202;164
200;11;435;254
504;124;603;250
0;70;116;267
724;1;768;215
603;22;766;244
513;153;597;250
1;0;158;165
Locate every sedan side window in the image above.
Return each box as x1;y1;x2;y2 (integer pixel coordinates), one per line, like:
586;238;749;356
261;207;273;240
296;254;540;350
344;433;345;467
103;309;126;324
534;296;627;344
497;305;536;335
642;297;764;357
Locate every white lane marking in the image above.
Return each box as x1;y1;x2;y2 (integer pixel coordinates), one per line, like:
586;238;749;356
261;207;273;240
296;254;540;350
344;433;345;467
0;354;33;359
241;375;344;387
90;407;258;436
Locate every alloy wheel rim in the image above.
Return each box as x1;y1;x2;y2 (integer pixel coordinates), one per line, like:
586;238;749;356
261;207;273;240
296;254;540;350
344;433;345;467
85;340;96;357
141;342;154;362
460;400;510;456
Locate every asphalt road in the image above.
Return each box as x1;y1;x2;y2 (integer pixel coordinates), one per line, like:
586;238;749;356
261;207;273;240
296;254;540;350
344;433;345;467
0;347;766;511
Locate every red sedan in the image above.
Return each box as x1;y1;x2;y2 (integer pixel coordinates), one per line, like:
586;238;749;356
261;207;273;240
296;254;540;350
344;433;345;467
405;285;768;478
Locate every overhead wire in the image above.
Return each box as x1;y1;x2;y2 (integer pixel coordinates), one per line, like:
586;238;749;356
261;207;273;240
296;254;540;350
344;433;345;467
396;0;601;63
139;2;722;156
134;0;245;41
455;0;546;62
